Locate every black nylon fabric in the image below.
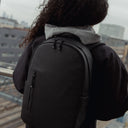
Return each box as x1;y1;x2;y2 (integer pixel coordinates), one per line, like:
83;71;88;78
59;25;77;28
13;34;128;128
21;37;92;128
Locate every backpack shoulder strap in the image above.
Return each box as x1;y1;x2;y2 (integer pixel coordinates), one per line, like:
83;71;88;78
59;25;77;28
51;37;93;128
68;39;93;128
87;42;105;50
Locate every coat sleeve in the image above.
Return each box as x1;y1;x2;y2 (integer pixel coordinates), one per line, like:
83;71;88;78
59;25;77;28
13;36;45;94
13;42;33;94
89;45;128;121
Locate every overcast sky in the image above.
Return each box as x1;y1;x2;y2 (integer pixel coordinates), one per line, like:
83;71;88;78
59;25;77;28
0;0;128;39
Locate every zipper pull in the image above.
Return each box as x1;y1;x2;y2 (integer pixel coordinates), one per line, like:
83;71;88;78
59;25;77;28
58;41;64;51
30;71;36;88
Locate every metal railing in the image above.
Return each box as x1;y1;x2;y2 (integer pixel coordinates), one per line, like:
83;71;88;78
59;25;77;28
0;67;24;128
0;68;22;105
0;67;13;77
0;62;16;70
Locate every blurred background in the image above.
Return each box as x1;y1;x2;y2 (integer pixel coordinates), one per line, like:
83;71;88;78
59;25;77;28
0;0;128;128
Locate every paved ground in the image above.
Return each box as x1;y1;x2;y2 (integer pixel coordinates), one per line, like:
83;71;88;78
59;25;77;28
0;97;25;128
0;95;113;128
0;84;125;128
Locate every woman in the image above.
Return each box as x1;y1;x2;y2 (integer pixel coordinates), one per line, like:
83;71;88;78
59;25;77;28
13;0;128;128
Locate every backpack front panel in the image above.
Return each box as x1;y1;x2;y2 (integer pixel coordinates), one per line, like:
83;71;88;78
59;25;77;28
21;42;85;128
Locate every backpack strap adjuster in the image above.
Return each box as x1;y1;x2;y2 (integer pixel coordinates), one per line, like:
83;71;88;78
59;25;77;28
58;40;64;51
52;39;57;49
52;38;64;51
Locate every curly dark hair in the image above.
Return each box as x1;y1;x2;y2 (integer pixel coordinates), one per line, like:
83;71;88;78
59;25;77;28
21;0;108;47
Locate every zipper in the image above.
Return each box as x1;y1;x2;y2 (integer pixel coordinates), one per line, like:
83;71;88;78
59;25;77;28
27;71;36;111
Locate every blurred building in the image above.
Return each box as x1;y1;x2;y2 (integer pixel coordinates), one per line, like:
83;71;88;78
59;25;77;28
0;17;29;29
99;24;125;39
0;17;19;28
20;21;29;28
0;27;27;68
101;35;128;70
101;35;128;47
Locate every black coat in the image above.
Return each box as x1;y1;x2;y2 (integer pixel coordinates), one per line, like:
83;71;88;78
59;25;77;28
13;35;128;128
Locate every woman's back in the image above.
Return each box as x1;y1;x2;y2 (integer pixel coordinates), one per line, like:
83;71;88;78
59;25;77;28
13;0;128;128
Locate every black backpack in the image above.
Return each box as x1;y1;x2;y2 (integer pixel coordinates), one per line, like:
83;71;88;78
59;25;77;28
21;36;93;128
